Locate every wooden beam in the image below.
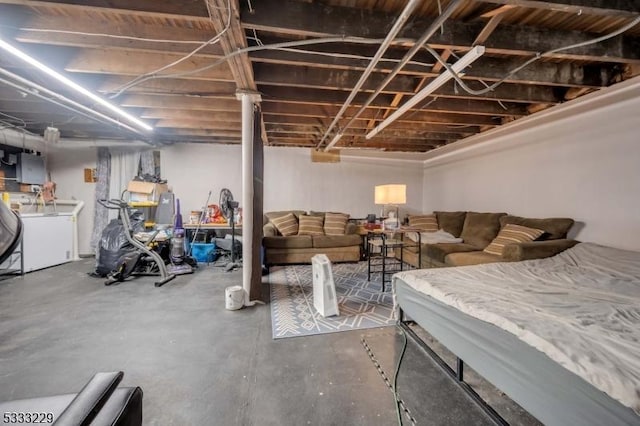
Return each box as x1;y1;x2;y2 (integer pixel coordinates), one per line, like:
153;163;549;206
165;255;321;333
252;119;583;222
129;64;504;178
260;86;395;108
161;129;243;138
261;103;500;126
268;137;441;152
254;63;419;93
260;87;527;116
99;77;237;97
476;5;517;19
264;125;473;141
261;80;559;105
526;103;553;113
16;16;223;56
241;0;640;63
481;1;639;18
65;49;234;81
262;114;482;133
473;7;513;45
158;137;242;145
433;80;560;104
563;86;595;100
208;0;257;91
120;95;241;112
0;0;211;21
431;50;452;74
249;45;611;87
141;109;241;122
253;56;611;89
154;119;243;130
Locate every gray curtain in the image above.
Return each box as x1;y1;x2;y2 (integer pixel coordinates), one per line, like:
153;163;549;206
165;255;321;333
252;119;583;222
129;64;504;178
91;147;110;253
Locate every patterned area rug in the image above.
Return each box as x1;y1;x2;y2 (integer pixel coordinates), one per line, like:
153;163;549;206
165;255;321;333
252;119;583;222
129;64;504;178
269;261;396;339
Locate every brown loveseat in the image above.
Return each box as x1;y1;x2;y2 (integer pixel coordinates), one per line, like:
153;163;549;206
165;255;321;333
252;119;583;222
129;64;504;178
263;210;362;266
400;211;578;268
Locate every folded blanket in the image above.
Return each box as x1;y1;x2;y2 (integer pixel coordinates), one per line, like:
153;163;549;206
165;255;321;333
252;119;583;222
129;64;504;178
405;229;463;244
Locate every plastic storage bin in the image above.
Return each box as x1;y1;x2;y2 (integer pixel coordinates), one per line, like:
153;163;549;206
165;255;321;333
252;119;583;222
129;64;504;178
190;242;217;263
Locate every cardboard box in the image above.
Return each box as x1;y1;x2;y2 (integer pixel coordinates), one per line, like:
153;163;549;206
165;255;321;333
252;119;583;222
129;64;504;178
127;181;169;203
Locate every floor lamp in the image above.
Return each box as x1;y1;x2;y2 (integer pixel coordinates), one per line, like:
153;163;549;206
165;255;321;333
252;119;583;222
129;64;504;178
374;184;406;227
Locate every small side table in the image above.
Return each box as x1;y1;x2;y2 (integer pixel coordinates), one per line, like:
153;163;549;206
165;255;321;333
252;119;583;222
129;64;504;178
366;228;421;291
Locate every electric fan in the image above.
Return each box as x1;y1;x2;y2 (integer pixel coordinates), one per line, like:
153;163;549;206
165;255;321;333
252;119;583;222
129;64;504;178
217;188;240;271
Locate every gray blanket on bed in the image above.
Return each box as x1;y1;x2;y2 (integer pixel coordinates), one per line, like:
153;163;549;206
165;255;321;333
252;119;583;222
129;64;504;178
393;242;640;414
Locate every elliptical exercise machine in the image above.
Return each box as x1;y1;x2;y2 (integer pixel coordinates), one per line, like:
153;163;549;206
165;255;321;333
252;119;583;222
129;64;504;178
98;199;176;287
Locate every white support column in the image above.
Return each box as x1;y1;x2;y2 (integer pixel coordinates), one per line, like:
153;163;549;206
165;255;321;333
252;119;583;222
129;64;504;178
237;90;261;305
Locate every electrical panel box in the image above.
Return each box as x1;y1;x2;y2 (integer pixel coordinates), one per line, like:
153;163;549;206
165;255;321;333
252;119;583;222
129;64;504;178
16;153;46;184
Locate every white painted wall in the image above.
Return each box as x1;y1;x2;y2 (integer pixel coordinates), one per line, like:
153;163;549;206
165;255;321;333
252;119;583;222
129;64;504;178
48;146;97;256
422;77;640;251
160;144;243;216
264;147;423;218
160;144;424;219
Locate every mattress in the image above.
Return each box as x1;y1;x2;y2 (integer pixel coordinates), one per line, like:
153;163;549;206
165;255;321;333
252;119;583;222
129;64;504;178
392;242;640;416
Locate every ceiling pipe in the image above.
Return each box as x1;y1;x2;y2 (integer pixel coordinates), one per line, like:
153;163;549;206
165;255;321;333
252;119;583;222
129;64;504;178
367;46;485;139
323;0;464;151
0;68;153;143
316;0;422;149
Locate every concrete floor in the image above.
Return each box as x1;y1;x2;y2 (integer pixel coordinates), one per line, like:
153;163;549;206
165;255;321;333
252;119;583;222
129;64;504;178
0;260;539;425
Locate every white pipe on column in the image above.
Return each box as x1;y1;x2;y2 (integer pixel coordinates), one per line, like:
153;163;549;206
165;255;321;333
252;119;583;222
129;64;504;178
241;93;254;305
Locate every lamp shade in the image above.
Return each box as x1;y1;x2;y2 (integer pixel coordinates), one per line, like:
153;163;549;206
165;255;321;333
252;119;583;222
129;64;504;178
374;184;406;205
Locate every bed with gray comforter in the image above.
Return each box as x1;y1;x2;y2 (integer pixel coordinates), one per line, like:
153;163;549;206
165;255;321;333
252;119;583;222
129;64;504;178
393;242;640;426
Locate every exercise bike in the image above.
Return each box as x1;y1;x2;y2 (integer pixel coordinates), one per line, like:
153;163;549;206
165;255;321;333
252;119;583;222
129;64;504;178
98;199;176;287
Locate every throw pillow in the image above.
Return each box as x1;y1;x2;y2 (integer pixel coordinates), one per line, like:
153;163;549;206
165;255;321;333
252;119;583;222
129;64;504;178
484;224;544;256
409;214;438;232
271;213;299;236
324;212;349;235
298;214;325;236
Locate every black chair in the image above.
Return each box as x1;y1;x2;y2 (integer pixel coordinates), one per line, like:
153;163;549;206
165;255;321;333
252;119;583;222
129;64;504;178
0;371;142;426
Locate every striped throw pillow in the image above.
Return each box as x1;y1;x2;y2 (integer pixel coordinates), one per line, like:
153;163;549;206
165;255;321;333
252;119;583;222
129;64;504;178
409;214;438;232
271;213;299;236
298;214;325;236
484;224;544;256
324;212;349;235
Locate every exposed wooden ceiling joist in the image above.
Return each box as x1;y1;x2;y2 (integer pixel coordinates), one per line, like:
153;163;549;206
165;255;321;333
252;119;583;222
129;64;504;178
249;47;612;87
14;16;224;56
241;0;640;63
482;1;640;18
0;0;212;21
140;109;240;122
261;114;482;133
0;0;637;152
119;95;241;112
64;49;233;81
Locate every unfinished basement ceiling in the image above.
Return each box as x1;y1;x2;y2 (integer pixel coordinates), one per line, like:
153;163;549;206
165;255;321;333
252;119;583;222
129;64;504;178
0;0;638;152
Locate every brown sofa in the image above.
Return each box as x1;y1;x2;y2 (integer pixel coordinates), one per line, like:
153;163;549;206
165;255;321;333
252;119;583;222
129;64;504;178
263;210;362;266
400;211;578;268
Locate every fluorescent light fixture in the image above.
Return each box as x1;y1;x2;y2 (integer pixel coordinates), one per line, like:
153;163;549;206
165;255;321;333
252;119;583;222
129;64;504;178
0;37;153;132
366;46;485;139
